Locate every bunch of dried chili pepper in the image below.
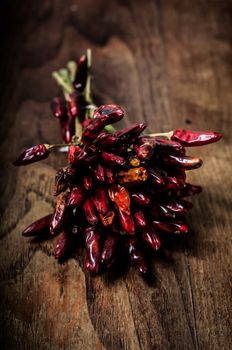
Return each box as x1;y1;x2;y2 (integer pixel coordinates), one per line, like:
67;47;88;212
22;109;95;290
13;49;222;275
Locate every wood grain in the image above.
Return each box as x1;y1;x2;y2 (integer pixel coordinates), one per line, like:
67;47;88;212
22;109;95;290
0;1;231;349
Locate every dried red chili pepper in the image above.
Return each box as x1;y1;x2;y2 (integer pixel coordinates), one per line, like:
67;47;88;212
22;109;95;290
95;132;119;148
13;144;50;166
131;191;150;206
117;167;148;186
154;137;184;154
147;167;165;187
104;167;115;184
83;175;93;191
133;210;147;227
22;214;52;236
84;226;101;273
101;233;119;268
161;154;203;170
101;151;126;167
74;54;88;92
54;230;71;259
108;184;131;215
90;163;105;182
153;220;188;234
83;198;99;225
50;194;68;235
66;186;85;207
135;137;156;160
171;129;222;146
51;97;66;119
115;123;146;145
128;238;147;274
179;183;202;197
54;166;76;196
141;226;161;251
93;188;115;226
118;209;135;235
93;104;124;124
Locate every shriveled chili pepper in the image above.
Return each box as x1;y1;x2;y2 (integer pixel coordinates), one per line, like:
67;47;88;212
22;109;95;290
108;184;131;215
51;97;66;118
153;220;188;234
93;188;115;226
22;214;52;236
95;132;119;148
84;226;101;273
66;186;85;207
141;226;161;251
77;144;99;164
147;167;165;187
118;209;135;235
131;191;150;206
54;230;71;259
135;137;156;160
101;233;119;268
104;167;115;184
101;151;126;167
115;123;146;145
149;203;175;219
128;238;147;274
154;137;184;154
163;198;193;215
93;104;124;124
90;162;105;182
83;175;93;191
160;154;203;170
133;209;147;227
83;198;99;225
117;167;148;186
13;144;50;166
171;129;222;146
50;194;68;235
179;183;202;197
54;166;76;196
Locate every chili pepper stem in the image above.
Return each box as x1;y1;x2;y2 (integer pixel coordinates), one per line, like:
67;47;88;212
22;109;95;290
49;142;81;150
85;49;97;118
148;131;174;139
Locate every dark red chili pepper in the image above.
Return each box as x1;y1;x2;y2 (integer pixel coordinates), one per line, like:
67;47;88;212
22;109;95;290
83;175;93;191
101;151;126;167
159;177;182;195
22;214;52;236
131;191;150;205
95;132;119;149
179;183;202;197
54;230;71;259
60;119;73;143
115;123;146;145
141;226;161;251
133;210;147;227
82;118;92;128
92;188;115;226
83;198;99;225
90;163;105;182
13;144;50;166
117;209;135;235
161;154;203;170
74;54;88;92
84;226;101;273
78;144;99;163
149;203;175;219
68;92;79;117
54;166;76;196
101;233;119;268
93;104;124;124
104;167;115;184
154;137;184;154
163;198;193;214
171;129;222;146
66;186;85;207
153;220;188;234
51;98;66;119
68;145;82;165
128;238;147;274
147;167;165;187
135;137;156;160
50;195;68;235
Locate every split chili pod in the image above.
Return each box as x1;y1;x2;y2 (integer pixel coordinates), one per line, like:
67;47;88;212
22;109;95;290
153;220;188;234
84;226;101;274
171;129;222;146
128;238;147;274
51;97;66;118
66;186;85;207
101;233;119;268
22;214;52;236
101;151;126;167
83;198;99;225
13;144;50;166
54;166;76;195
54;230;71;259
141;226;161;251
93;104;124;124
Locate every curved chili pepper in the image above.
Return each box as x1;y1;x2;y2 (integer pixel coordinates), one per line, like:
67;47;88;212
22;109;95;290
147;167;165;187
93;104;124;124
13;144;50;166
93;188;115;226
66;186;85;207
95;132;119;148
141;226;161;251
133;210;147;227
90;163;105;182
171;129;222;146
22;214;52;236
115;123;146;145
128;238;147;274
101;233;119;268
50;195;68;235
161;154;203;170
154;137;184;154
153;220;188;234
54;230;71;259
179;183;202;197
101;151;126;167
131;191;150;205
135;137;156;160
84;226;101;273
83;175;93;191
118;209;135;235
83;198;99;225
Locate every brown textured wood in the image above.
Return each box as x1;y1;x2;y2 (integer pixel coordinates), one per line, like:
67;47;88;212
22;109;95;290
0;1;231;349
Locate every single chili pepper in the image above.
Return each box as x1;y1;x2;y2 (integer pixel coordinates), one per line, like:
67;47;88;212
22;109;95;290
117;167;148;186
54;230;71;259
51;97;66;119
84;226;101;274
90;163;105;182
163;198;193;215
133;210;147;227
104;167;115;184
160;154;203;170
93;104;124;124
108;184;131;215
131;191;150;205
78;144;99;164
73;54;88;92
68;145;82;165
54;166;77;195
141;226;161;251
149;203;175;219
92;188;115;226
66;186;85;207
83;175;93;191
128;238;147;274
179;183;202;197
50;194;68;235
68;92;79;117
154;137;184;154
171;129;222;146
147;167;165;187
95;132;119;149
153;220;188;234
117;209;135;235
83;198;99;225
101;151;126;167
13;144;50;166
101;233;119;268
115;123;146;145
135;137;156;160
159;176;182;195
22;214;52;236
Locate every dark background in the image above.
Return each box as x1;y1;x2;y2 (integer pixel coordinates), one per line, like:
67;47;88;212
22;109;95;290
0;1;231;349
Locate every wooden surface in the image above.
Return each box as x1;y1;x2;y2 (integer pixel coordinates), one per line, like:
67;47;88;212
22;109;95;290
0;1;231;349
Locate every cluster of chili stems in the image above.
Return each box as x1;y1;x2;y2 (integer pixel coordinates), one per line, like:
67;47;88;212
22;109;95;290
13;49;222;275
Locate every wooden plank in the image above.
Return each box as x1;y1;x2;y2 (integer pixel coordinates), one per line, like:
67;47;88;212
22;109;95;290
0;1;231;349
